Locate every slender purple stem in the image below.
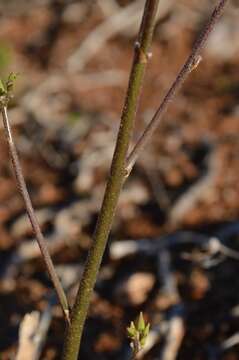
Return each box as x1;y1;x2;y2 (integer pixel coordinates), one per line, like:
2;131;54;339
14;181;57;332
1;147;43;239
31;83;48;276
126;0;229;174
1;106;70;323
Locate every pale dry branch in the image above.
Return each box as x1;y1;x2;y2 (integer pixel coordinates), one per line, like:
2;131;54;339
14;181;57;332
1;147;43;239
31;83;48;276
160;316;185;360
16;312;41;360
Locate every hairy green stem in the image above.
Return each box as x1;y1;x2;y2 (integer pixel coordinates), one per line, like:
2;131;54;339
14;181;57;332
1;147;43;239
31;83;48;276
62;1;160;358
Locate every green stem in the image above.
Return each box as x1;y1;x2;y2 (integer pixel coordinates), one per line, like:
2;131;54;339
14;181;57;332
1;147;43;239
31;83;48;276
62;1;160;359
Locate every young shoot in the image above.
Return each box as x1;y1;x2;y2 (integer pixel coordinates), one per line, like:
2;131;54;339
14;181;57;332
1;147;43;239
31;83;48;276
127;312;150;359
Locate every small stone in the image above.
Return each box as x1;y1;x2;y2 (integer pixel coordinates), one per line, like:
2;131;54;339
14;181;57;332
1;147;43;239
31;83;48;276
115;272;155;306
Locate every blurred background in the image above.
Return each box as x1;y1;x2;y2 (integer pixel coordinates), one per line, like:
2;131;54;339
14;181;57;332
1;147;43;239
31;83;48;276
0;0;239;359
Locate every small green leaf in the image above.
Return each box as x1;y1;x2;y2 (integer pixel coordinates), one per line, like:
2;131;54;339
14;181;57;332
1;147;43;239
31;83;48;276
140;337;146;347
127;322;137;338
0;79;6;95
6;72;18;93
143;323;150;335
137;312;145;332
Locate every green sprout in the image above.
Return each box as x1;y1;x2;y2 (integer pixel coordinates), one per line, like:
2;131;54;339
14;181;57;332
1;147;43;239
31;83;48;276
127;312;150;358
0;72;18;107
0;78;7;96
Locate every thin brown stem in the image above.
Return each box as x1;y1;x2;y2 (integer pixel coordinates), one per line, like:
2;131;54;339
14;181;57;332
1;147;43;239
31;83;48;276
62;1;160;359
1;106;70;323
125;0;229;174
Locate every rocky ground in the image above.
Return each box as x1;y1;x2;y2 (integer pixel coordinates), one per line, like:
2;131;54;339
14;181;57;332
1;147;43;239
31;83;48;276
0;1;239;359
